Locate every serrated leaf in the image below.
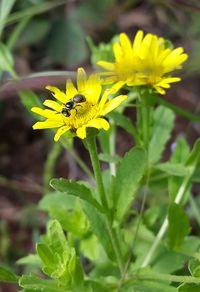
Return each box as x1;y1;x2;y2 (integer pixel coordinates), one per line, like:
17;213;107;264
0;266;18;283
178;283;200;292
112;146;147;221
50;179;103;212
19;275;66;292
168;203;190;250
149;106;175;164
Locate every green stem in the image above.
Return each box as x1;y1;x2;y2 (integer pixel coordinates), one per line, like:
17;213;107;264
109;122;116;176
86;135;109;210
86;135;124;275
124;271;200;285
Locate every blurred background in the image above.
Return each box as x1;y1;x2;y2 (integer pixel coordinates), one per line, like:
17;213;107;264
0;0;200;291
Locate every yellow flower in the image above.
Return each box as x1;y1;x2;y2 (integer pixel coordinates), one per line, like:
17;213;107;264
31;68;127;141
98;30;188;94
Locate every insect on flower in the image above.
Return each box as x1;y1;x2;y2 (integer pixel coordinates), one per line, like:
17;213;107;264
61;94;86;117
30;68;127;141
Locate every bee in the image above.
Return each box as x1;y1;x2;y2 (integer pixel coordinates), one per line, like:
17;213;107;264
61;94;86;117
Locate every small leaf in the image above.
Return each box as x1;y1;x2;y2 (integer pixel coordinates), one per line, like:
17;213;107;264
168;203;190;250
112;146;147;221
0;266;18;283
149;106;175;164
50;179;103;212
16;254;41;267
19;275;65;292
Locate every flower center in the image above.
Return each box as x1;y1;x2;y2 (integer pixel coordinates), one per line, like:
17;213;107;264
63;101;98;129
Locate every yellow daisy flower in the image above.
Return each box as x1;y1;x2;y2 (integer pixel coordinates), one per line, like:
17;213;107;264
31;68;127;141
98;30;188;94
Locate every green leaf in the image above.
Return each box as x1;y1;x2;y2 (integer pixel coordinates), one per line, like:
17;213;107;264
189;259;200;277
0;0;15;36
98;153;121;164
110;111;138;139
185;138;200;168
16;254;41;267
178;283;200;292
170;137;190;163
83;202;115;261
112;146;147;221
168;203;190;250
47;16;88;67
0;42;14;73
149;106;175;164
168;137;190;201
14;19;50;48
18;90;42;115
37;220;76;282
0;266;18;283
126;280;176;292
155;162;190;176
19;275;66;292
80;234;99;260
50;179;103;212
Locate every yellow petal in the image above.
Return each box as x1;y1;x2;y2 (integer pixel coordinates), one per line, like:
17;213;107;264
97;61;115;71
65;79;78;101
76;126;87;139
85;73;102;104
43;100;63;112
113;42;123;62
33;120;64;129
77;67;87;94
99;81;125;109
102;95;127;115
86;118;110;130
120;33;132;57
54;125;71;141
31;107;58;119
133;30;144;55
46;86;67;103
